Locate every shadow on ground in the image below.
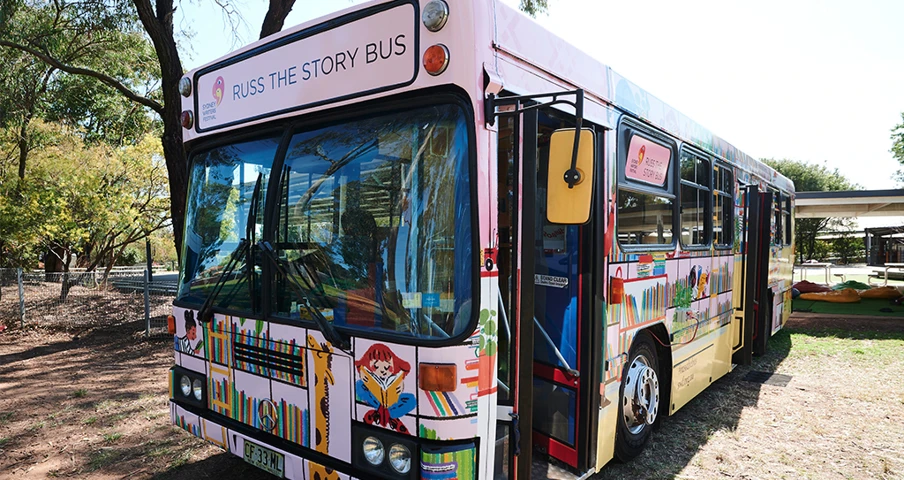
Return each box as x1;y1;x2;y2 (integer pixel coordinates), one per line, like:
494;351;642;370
590;328;793;480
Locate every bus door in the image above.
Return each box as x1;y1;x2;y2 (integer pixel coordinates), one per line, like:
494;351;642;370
530;109;589;472
491;92;597;479
733;185;772;364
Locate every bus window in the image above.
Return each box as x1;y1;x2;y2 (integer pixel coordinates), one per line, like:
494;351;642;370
783;196;792;245
176;136;279;312
679;149;711;248
773;192;783;245
617;190;674;245
617;124;676;249
270;103;474;340
713;164;733;248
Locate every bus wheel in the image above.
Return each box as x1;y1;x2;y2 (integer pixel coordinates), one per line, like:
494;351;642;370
615;332;660;461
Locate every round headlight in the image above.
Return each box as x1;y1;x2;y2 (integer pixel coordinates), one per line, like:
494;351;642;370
192;378;203;401
179;375;191;397
178;77;192;97
363;436;384;465
389;443;411;474
422;0;449;32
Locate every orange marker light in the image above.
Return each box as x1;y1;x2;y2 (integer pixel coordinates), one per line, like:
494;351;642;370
423;44;449;76
167;315;176;334
419;363;457;392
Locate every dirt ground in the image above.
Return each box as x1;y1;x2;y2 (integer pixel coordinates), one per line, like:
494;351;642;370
1;314;902;480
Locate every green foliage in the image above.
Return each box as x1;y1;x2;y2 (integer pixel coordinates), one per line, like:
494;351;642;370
892;113;904;185
832;232;864;265
519;0;549;17
764;158;859;263
0;123;170;269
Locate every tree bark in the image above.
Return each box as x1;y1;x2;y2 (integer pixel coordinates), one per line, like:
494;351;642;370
133;0;186;264
260;0;296;39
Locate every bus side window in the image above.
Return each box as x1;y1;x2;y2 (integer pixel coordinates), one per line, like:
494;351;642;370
678;149;711;248
615;121;677;250
713;164;733;248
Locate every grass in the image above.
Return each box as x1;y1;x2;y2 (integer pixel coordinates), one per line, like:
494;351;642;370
785;328;904;362
72;388;88;398
102;432;123;443
87;448;126;471
0;412;13;424
83;416;97;425
0;437;9;448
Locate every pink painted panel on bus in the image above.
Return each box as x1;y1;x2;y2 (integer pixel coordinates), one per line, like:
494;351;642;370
625;135;671;187
195;3;416;131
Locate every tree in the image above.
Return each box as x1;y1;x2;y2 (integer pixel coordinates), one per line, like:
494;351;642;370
0;1;157;181
519;0;549;17
892;112;904;185
764;158;858;263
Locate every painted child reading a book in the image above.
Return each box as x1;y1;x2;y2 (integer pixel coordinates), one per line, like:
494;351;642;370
355;343;416;434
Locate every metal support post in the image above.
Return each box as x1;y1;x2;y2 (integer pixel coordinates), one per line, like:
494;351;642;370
17;268;24;328
144;269;151;337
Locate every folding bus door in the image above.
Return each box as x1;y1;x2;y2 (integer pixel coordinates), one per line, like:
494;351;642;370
530;110;588;471
733;185;772;364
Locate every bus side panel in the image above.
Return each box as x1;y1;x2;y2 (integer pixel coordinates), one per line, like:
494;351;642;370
670;333;716;414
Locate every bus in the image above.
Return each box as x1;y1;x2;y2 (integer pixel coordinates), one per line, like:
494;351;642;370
167;1;795;478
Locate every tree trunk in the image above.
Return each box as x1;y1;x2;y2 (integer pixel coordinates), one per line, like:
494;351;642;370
17;116;30;180
260;0;297;39
133;0;186;263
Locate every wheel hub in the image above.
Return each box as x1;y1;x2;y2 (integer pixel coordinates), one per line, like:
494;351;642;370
622;354;660;434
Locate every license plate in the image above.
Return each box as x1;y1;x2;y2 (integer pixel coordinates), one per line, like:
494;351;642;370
243;439;285;478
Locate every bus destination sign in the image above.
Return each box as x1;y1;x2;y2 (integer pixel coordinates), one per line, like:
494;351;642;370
196;4;416;132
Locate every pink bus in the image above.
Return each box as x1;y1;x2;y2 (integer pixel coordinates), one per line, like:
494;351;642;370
168;1;795;478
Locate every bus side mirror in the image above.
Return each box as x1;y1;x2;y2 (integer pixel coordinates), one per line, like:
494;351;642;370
546;128;595;224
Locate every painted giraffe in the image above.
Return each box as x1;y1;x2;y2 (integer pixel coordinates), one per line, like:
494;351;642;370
307;334;340;480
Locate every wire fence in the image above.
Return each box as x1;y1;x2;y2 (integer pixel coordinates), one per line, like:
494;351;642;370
0;268;175;336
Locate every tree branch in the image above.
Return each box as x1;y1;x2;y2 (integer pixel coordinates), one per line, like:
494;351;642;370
0;39;164;114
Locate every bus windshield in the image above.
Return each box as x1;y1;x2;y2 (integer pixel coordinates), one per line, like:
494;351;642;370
273;103;473;340
176;102;474;341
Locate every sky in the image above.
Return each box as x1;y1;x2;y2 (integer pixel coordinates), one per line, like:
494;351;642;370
177;0;904;224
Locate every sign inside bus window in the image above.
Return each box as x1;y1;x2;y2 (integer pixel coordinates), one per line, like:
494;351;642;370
195;4;416;131
625;135;671;187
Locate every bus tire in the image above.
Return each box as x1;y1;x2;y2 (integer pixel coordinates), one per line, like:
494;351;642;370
615;332;660;461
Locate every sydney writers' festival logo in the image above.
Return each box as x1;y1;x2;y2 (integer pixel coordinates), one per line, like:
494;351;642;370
212;76;225;106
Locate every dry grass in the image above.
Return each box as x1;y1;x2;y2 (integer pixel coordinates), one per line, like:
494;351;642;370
596;315;904;480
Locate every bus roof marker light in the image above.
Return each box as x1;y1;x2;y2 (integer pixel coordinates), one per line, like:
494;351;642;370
178;77;192;97
422;0;449;32
423;44;449;76
181;110;194;129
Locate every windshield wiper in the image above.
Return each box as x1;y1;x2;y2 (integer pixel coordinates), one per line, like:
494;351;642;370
197;174;263;323
197;239;249;323
258;240;351;352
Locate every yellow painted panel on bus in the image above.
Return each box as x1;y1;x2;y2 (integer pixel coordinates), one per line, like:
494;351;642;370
670;343;716;414
547;128;594;224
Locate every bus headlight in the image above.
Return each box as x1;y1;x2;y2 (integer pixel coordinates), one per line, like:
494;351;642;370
362;436;384;465
422;0;449;32
180;375;192;397
179;77;192;97
388;443;411;473
171;366;207;408
192;378;203;401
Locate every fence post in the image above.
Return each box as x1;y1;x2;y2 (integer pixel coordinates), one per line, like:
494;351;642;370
144;268;151;337
17;268;25;328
